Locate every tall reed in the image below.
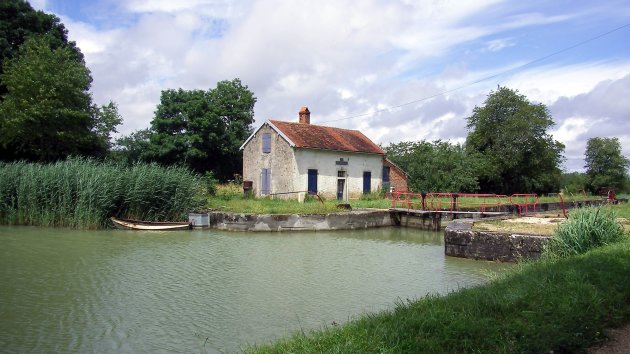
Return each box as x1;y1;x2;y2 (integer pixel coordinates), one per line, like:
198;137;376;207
0;158;201;229
545;206;626;258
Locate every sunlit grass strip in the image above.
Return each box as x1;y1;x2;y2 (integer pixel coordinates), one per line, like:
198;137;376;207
0;158;201;229
248;238;630;353
207;197;390;214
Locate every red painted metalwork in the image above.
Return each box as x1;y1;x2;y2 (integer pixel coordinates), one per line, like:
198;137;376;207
387;192;509;213
455;193;506;212
426;192;455;211
558;193;568;219
509;194;539;216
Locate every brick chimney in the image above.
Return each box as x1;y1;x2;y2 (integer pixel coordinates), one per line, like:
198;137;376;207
298;106;310;124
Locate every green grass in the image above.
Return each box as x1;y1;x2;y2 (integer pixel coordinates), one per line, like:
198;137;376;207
207;184;390;214
247;238;630;353
207;185;612;215
0;158;201;228
612;202;630;218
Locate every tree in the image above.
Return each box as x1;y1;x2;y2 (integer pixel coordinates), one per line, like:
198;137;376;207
0;0;83;97
465;87;564;194
144;79;256;180
111;129;152;165
92;101;123;151
0;35;103;161
385;140;479;192
584;137;629;193
560;171;588;194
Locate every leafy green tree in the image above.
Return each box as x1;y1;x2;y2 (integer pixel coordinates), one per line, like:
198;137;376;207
0;0;83;97
584;137;629;193
385;140;479;192
92;101;123;151
0;35;103;161
110;129;151;165
560;172;588;194
144;79;256;180
465;87;564;194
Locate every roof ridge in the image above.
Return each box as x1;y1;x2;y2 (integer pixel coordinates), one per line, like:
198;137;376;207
269;119;363;132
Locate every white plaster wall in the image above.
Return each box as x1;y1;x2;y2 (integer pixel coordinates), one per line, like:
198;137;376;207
294;149;383;200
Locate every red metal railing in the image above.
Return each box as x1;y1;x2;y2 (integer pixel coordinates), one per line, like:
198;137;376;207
388;192;549;216
509;194;539;216
387;192;509;213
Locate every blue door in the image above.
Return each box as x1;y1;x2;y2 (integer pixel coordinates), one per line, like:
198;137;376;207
363;171;371;194
307;169;317;194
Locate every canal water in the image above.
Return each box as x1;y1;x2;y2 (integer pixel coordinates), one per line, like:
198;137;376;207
0;226;511;353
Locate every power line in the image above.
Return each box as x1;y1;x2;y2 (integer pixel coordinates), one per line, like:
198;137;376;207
320;22;630;124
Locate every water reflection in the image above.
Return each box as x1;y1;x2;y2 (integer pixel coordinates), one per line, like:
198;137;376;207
0;226;511;353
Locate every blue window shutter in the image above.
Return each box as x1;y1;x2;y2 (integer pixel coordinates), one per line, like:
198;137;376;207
363;171;371;194
262;133;271;153
307;169;318;193
383;166;390;182
261;168;271;195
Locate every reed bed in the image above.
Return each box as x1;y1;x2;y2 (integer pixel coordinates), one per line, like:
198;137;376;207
0;158;201;229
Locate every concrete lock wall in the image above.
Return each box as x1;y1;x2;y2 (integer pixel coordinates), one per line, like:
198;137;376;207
444;220;551;262
207;210;393;231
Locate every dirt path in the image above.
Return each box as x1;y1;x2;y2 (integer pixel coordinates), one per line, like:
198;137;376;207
587;324;630;354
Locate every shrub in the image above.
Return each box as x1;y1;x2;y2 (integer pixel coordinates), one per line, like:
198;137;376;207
203;171;219;196
545;207;626;258
215;183;244;201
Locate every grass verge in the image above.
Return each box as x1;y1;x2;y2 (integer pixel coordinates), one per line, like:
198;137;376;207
247;238;630;353
207;184;390;214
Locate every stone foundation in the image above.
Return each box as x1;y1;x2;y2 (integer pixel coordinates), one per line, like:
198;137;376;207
444;219;550;262
207;209;394;232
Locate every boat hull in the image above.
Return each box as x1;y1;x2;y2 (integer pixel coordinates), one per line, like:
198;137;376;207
110;217;192;231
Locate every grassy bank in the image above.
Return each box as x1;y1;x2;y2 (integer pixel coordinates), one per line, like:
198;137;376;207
248;237;630;353
0;158;201;228
207;184;608;215
207;184;390;213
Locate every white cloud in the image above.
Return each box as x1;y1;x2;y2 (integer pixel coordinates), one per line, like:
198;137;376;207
506;61;630;104
32;0;630;172
484;38;515;52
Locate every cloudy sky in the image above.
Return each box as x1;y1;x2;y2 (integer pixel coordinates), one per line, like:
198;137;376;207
31;0;630;171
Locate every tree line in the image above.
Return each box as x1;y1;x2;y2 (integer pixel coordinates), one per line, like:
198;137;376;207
1;1;628;194
0;1;255;182
384;87;630;195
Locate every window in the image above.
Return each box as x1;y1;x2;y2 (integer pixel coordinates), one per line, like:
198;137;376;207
363;171;371;194
382;166;391;190
337;170;346;178
307;169;318;194
382;166;390;183
262;133;271;153
261;168;271;195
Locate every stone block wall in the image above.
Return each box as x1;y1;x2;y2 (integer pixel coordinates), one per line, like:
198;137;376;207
444;220;550;262
208;210;394;231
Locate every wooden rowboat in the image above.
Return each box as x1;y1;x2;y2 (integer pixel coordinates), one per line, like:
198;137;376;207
110;217;192;231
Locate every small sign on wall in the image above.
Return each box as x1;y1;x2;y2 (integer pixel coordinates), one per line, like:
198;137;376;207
335;158;348;166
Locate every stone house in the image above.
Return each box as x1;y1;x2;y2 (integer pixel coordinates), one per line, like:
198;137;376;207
240;107;408;201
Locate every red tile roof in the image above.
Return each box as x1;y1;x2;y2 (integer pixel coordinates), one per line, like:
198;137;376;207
270;120;384;155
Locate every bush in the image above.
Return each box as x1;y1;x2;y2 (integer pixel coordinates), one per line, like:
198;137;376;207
215;183;244;201
203;171;218;196
545;207;626;258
